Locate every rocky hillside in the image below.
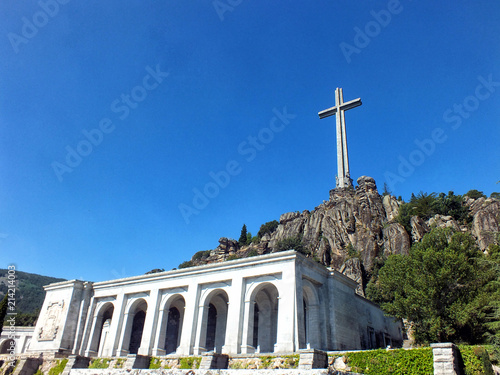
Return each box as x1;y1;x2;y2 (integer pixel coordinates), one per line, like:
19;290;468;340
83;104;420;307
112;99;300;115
183;176;500;296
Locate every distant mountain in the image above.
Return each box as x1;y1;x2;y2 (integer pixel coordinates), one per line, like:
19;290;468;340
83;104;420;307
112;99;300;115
0;269;65;324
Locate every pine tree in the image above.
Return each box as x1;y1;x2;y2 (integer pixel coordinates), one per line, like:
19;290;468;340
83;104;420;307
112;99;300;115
238;224;248;246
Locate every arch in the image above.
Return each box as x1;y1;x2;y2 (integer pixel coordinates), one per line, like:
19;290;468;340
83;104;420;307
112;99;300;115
87;301;115;357
156;294;186;355
198;289;229;353
246;282;279;353
120;298;147;355
302;280;321;349
0;339;14;354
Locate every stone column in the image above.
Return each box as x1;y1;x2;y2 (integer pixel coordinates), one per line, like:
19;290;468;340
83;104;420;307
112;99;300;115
151;299;167;356
83;297;98;357
177;283;200;355
108;292;126;357
138;289;160;356
115;310;133;357
240;299;255;354
275;269;296;353
431;342;463;375
193;302;208;355
223;276;244;354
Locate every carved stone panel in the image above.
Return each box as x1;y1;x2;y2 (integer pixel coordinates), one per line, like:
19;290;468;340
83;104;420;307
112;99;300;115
38;301;64;341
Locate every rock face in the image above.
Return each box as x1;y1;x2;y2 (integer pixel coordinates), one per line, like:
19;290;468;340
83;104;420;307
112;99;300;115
339;258;365;296
466;197;500;251
264;176;410;271
211;237;239;258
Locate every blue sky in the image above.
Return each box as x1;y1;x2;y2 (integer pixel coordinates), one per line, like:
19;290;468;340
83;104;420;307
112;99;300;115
0;1;499;282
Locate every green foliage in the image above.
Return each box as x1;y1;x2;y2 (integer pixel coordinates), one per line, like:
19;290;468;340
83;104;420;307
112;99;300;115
491;192;500;200
48;359;68;375
226;254;239;261
179;357;200;369
0;294;8;335
178;260;194;269
246;232;252;245
34;369;43;375
283;355;299;369
257;220;279;239
259;356;275;368
367;228;496;344
239;224;248;246
192;250;211;261
465;189;487;200
145;268;164;274
247;249;259;257
346;243;360;259
342;347;433;375
88;358;110;369
149;357;162;369
459;345;494;375
395;191;471;236
113;358;125;368
276;235;308;255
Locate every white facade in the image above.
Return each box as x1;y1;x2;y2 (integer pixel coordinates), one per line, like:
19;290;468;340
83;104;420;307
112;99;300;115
27;251;402;357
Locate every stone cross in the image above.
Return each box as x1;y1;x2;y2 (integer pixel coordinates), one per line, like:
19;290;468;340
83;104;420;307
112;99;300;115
318;88;362;188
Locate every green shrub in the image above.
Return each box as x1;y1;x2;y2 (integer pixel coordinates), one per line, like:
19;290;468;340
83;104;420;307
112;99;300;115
259;356;275;369
283;355;299;369
192;250;211;261
34;369;43;375
149;357;162;369
247;249;259;257
459;345;494;375
113;358;125;369
258;220;279;239
276;235;308;255
88;358;110;369
344;348;433;375
226;254;239;261
179;357;201;369
178;260;194;269
48;359;68;375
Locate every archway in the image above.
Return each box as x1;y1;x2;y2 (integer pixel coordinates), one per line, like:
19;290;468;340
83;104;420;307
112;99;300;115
124;299;147;355
155;294;185;355
248;283;279;353
87;302;114;357
201;289;229;353
302;280;321;349
0;339;14;354
96;304;114;356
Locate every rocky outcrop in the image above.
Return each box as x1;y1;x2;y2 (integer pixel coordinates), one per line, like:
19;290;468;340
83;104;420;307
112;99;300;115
339;258;365;296
211;237;239;258
383;195;401;222
383;223;410;257
410;216;429;242
264;176;406;271
466;197;500;251
427;214;460;231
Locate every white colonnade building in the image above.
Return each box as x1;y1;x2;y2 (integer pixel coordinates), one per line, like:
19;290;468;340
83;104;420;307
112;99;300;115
27;251;402;357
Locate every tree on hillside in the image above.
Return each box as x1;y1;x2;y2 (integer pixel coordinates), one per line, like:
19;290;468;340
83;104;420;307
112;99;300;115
257;220;279;239
465;189;487;200
239;224;248;246
366;228;497;344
